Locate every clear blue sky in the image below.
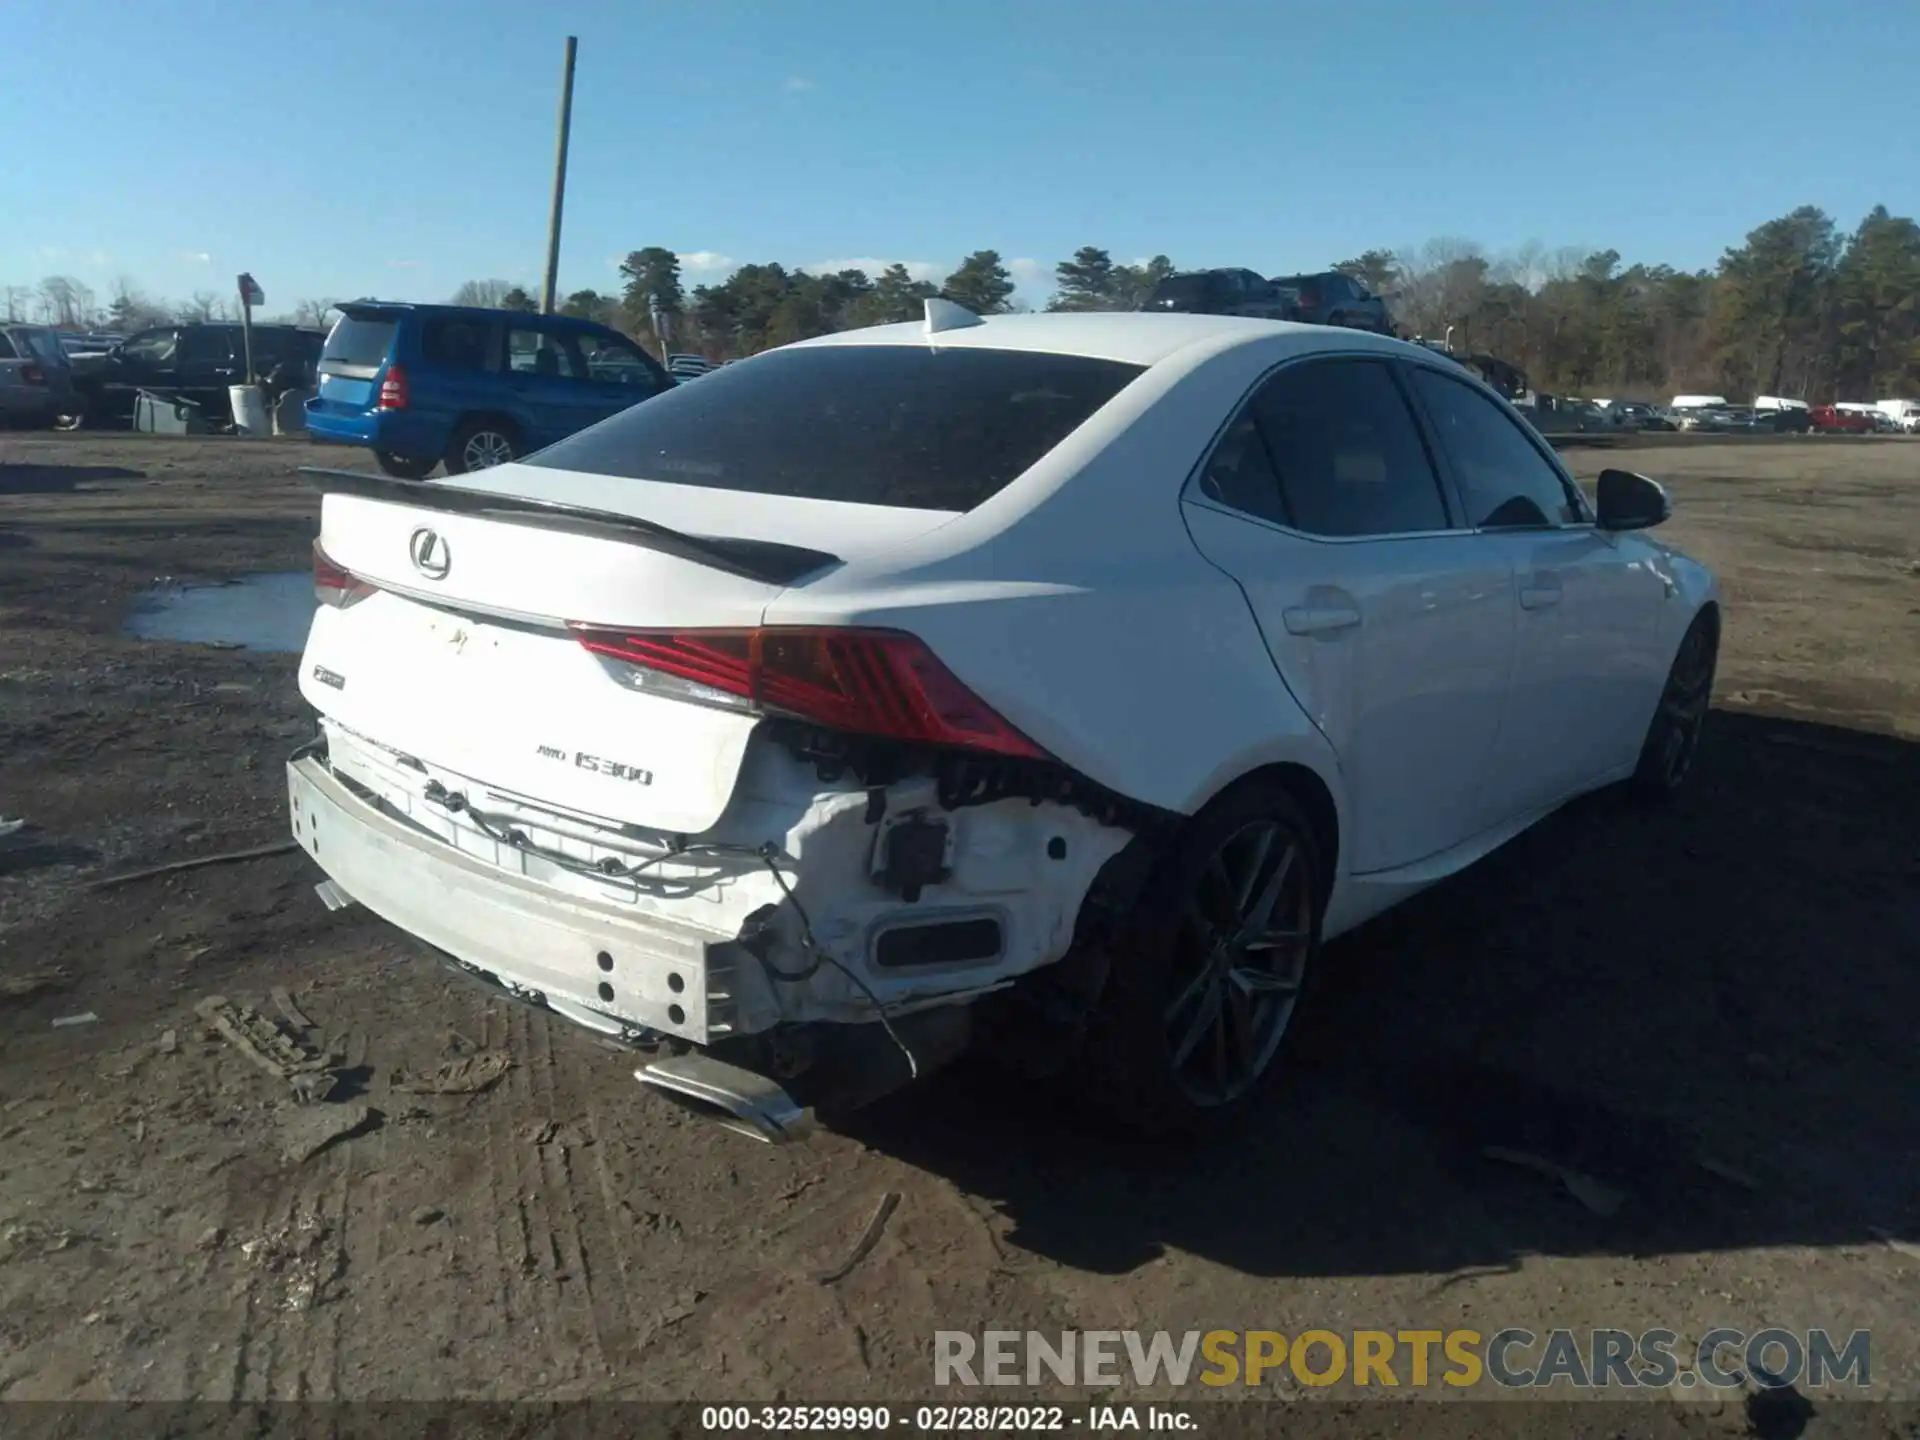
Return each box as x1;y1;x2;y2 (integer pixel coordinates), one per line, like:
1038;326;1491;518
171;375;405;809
2;0;1913;314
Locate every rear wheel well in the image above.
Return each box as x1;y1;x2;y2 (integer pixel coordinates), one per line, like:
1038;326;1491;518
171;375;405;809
456;411;519;441
1220;763;1340;908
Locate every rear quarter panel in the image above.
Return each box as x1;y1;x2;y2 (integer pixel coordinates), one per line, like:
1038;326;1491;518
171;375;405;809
762;332;1359;828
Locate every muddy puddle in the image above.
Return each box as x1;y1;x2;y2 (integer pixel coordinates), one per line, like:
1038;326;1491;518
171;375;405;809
125;572;313;653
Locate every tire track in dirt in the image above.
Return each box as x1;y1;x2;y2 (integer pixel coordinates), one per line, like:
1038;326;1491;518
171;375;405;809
495;1002;611;1388
476;1001;524;1343
524;1006;631;1386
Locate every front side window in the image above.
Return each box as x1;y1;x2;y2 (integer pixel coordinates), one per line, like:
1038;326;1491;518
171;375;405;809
1405;365;1584;528
576;331;667;391
1245;359;1450;537
524;344;1143;512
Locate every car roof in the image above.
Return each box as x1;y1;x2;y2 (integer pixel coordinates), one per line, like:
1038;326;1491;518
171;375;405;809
787;311;1397;368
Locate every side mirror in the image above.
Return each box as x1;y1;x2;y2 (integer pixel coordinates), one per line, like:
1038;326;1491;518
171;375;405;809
1595;468;1671;531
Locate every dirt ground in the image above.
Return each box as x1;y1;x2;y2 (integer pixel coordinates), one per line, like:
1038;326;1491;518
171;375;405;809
1;430;1916;1422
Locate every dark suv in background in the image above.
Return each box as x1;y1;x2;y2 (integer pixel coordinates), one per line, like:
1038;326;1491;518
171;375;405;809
1267;271;1394;333
306;302;673;478
1141;268;1294;320
1142;267;1395;333
67;322;323;428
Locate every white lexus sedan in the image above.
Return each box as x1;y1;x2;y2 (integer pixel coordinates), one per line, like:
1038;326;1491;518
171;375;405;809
289;302;1719;1141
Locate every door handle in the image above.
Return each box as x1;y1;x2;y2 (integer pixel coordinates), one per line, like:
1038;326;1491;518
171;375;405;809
1282;603;1363;636
1518;575;1562;610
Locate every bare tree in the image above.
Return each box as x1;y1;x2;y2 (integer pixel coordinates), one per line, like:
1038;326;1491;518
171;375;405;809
449;278;520;308
2;285;30;322
293;298;340;330
105;275;171;332
181;291;220;323
37;275;92;328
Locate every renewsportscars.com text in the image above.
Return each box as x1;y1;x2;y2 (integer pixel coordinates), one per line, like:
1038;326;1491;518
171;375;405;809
934;1328;1871;1390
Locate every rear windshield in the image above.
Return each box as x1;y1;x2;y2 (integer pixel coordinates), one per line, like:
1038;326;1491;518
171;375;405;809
523;345;1145;511
321;314;400;370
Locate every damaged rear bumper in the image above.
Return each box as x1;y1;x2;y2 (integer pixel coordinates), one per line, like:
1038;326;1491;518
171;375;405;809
289;755;739;1046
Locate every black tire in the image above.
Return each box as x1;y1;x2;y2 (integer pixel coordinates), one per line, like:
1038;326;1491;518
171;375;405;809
1075;777;1325;1139
443;418;519;475
374;449;437;481
1631;609;1718;800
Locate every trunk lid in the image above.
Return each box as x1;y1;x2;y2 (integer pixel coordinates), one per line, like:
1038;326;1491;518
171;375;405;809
300;464;959;834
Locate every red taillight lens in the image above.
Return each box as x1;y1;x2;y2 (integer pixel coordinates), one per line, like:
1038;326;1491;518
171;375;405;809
1300;288;1320;311
377;364;409;410
571;626;1050;761
312;539;376;608
19;363;45;385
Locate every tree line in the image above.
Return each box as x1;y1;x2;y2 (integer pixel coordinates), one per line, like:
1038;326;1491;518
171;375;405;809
11;202;1915;400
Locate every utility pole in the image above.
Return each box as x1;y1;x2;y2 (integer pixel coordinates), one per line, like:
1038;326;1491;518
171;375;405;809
539;35;578;316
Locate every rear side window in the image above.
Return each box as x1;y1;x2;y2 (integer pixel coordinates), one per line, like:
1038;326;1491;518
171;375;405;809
1245;359;1449;537
422;317;492;371
524;345;1144;511
179;328;234;364
0;333;16;360
321;314;400;373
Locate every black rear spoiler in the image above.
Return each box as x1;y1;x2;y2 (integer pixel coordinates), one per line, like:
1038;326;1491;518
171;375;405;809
298;468;840;588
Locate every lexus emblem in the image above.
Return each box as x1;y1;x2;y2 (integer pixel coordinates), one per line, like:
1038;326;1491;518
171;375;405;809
408;527;451;580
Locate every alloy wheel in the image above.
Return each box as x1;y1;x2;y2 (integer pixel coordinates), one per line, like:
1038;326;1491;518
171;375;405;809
462;431;514;470
1656;622;1715;787
1163;819;1313;1106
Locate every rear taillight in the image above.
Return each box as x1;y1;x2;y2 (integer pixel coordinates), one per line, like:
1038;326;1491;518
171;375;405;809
570;626;1050;761
377;364;409;410
19;363;45;385
1300;289;1320;311
313;540;376;608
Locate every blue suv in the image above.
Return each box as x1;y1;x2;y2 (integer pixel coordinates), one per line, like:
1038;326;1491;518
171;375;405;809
307;301;673;478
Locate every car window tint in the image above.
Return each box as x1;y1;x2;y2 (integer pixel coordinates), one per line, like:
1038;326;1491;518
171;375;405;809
179;329;232;364
576;331;666;391
507;326;583;380
1405;365;1582;528
523;345;1143;511
0;333;16;360
422;317;491;371
1198;411;1289;526
1247;359;1449;537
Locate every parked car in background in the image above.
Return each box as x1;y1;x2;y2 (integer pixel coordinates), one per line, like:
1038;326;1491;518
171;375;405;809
1609;403;1674;431
1873;399;1919;432
667;352;715;382
66;322;323;429
306;301;674;478
0;323;79;429
1809;404;1877;433
289;306;1720;1139
1142;269;1293;320
1267;271;1395;333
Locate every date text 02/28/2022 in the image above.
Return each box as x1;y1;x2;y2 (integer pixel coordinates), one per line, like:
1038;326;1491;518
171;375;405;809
699;1404;1197;1431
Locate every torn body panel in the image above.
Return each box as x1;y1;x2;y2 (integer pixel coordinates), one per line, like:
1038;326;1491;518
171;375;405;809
297;719;1134;1049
